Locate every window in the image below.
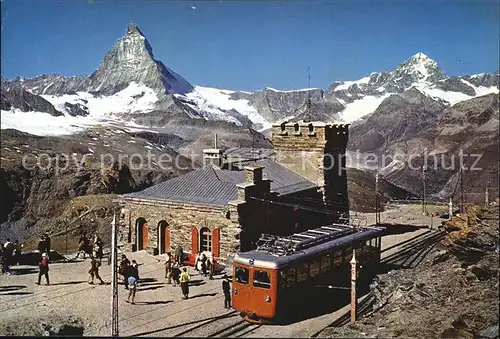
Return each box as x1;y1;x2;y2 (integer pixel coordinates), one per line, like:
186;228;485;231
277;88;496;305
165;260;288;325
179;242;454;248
320;253;331;273
294;123;300;134
343;247;353;261
333;250;343;265
253;270;271;289
286;267;296;287
234;266;249;284
309;258;320;278
297;262;309;283
200;227;212;252
279;270;287;289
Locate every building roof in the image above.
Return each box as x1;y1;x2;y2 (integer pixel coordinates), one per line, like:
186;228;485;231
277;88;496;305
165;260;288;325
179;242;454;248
123;158;316;206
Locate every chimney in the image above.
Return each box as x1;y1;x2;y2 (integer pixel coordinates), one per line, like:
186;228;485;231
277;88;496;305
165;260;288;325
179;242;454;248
203;133;223;168
244;166;264;184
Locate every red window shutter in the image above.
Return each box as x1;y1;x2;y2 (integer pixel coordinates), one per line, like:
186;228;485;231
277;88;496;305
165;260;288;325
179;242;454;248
212;228;220;259
191;227;199;254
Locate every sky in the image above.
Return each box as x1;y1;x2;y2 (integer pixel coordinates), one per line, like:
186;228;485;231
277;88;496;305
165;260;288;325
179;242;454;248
1;0;499;92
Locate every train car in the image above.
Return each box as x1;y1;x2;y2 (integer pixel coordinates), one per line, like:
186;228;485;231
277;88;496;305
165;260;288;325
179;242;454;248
231;224;384;323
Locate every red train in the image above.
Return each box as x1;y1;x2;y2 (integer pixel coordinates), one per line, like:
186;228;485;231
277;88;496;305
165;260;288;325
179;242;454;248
231;224;384;323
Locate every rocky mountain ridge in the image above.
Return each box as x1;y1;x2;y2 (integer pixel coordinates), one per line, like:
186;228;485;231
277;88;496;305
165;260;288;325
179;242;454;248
2;23;498;133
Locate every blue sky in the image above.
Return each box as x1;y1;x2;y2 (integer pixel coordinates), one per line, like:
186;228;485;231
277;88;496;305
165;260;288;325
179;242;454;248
1;0;498;91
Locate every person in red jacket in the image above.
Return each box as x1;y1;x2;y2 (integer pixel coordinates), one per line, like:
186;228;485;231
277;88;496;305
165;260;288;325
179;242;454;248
36;253;50;285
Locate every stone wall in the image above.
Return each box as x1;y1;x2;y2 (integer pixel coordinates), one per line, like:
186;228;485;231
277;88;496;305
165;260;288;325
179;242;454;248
272;122;350;220
119;198;240;263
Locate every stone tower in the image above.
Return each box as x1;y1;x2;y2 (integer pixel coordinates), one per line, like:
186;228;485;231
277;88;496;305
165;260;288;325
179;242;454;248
272;121;349;220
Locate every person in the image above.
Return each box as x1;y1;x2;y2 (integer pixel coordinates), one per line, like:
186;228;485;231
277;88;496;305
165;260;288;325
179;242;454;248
172;263;181;287
88;256;105;285
36;253;50;285
76;234;89;259
126;275;137;304
194;251;202;272
222;275;231;308
13;240;22;265
119;254;131;289
130;260;139;281
207;258;215;280
3;240;14;267
175;246;184;266
93;236;103;264
0;244;9;274
200;254;208;277
164;252;173;284
44;233;51;256
180;267;190;299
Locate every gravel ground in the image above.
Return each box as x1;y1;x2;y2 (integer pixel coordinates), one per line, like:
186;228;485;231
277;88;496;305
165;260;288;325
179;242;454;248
0;224;438;337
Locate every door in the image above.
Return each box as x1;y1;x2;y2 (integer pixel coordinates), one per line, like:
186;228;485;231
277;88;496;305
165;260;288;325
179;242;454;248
142;223;149;250
163;227;170;254
158;222;170;254
232;264;252;313
212;228;220;260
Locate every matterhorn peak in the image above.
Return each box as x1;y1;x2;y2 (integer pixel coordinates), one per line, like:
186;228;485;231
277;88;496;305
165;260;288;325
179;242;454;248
87;23;193;97
126;22;145;37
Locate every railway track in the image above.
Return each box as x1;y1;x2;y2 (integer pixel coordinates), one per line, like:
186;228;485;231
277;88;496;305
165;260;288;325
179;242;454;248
310;229;446;337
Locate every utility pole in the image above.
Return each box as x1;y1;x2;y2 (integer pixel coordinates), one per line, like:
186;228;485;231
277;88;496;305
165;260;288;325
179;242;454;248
65;222;68;255
375;171;380;225
110;214;119;337
460;168;465;215
485;179;490;207
350;249;358;324
422;165;427;215
448;197;453;220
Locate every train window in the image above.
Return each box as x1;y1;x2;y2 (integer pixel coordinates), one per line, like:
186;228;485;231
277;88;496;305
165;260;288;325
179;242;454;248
320;253;331;272
253;270;271;289
343;247;353;261
279;270;287;289
286;267;296;287
309;258;320;278
297;262;309;282
235;266;249;284
333;250;343;265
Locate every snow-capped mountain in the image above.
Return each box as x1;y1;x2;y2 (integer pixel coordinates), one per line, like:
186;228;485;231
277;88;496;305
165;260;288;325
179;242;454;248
1;23;498;137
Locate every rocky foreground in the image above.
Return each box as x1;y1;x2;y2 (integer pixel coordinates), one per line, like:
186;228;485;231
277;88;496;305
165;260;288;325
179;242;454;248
320;205;499;338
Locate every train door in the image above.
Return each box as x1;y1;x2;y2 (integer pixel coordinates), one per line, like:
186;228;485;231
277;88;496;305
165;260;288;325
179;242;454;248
249;267;276;319
232;264;252;312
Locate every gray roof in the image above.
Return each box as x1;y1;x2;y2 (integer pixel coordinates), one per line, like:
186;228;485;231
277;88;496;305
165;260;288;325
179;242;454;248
233;227;384;269
123;158;315;206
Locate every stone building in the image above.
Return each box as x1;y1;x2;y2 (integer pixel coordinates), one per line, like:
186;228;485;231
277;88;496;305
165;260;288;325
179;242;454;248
118;122;349;264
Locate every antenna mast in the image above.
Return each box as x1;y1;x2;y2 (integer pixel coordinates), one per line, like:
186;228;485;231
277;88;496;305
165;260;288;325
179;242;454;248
306;66;312;121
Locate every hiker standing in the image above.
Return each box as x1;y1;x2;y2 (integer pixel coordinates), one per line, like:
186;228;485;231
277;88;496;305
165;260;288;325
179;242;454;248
130;260;140;281
200;254;208;277
222;275;231;308
164;252;173;284
175;246;184;266
119;255;131;289
180;267;190;299
172;263;181;287
36;253;50;285
194;252;202;272
0;244;9;274
126;275;137;304
207;258;215;280
93;235;103;264
76;234;89;259
3;239;14;267
13;240;23;265
88;256;105;285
